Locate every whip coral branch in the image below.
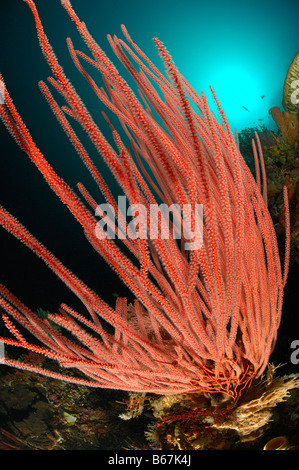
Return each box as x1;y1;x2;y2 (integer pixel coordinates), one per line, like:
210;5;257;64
0;0;290;399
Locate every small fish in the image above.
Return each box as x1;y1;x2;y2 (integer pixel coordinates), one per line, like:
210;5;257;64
261;95;265;99
242;105;249;112
258;118;263;122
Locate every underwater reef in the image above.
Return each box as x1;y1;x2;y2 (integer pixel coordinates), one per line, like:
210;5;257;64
0;2;298;451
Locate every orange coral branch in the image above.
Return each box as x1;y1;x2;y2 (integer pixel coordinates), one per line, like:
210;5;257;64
0;0;290;399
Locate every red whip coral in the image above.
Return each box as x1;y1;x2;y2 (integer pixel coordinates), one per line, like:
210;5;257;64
0;0;290;400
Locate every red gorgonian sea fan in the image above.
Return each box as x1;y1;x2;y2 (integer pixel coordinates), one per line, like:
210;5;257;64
0;0;290;400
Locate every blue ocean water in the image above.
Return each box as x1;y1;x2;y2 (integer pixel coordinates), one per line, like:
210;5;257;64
1;0;298;134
